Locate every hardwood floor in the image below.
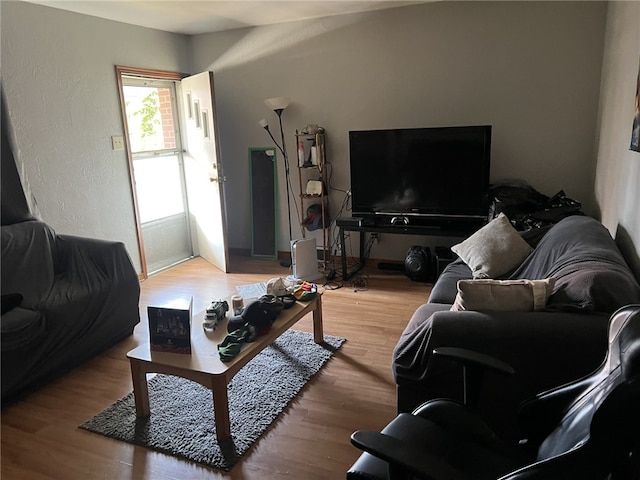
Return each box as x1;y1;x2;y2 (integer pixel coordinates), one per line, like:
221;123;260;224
1;256;431;479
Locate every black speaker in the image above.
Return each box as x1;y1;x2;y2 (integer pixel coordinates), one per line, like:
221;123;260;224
404;246;431;282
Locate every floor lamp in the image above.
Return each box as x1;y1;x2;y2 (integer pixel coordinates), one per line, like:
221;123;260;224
259;96;293;267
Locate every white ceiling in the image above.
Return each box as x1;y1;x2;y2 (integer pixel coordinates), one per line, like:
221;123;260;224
24;1;429;35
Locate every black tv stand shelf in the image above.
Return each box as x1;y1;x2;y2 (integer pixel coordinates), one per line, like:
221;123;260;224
337;217;481;280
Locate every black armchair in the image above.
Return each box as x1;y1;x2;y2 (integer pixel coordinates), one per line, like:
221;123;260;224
347;305;640;480
1;95;141;403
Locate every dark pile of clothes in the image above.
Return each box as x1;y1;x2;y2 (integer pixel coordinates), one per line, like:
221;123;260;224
488;179;583;231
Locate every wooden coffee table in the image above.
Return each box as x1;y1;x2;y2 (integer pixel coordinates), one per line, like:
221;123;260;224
126;294;323;443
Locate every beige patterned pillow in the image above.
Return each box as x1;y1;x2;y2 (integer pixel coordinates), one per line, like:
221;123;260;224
450;278;556;312
451;213;533;279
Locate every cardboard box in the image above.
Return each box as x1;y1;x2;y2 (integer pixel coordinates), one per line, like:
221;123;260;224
147;297;193;354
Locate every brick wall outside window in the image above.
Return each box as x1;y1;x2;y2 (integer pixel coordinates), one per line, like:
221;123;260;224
158;88;176;150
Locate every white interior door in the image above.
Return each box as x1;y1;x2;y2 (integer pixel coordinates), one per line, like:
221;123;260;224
180;72;229;273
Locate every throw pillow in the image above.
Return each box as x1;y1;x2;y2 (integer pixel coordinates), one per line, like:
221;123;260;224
451;213;533;278
450;278;556;312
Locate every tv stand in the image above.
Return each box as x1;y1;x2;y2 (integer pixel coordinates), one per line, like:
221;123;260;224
336;217;482;280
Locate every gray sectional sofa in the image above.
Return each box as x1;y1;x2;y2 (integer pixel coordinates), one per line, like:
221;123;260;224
393;214;640;440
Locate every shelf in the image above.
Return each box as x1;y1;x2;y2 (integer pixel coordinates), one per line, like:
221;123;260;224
337;221;472;281
296;129;329;268
295;130;325;170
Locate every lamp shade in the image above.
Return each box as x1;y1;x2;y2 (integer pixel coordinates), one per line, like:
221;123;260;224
264;97;290;112
258;118;268;129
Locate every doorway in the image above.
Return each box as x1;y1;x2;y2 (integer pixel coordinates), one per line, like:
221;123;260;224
116;67;229;278
121;75;192;275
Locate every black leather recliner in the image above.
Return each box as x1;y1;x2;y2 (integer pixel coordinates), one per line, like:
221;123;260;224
347;304;640;479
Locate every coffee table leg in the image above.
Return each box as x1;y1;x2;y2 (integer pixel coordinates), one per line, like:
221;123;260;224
211;375;232;443
130;359;150;417
313;295;324;343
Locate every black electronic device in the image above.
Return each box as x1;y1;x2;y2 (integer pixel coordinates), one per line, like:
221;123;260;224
336;216;363;227
348;125;491;233
434;246;456;280
404;246;432;282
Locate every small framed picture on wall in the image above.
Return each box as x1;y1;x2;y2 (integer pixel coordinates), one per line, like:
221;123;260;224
631;59;640;152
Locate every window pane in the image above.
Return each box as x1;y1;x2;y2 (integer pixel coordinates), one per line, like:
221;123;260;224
123;86;176;153
133;155;185;223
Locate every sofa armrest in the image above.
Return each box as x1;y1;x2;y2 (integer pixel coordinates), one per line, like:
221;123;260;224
1;306;46;351
55;234;138;281
429;260;472;304
1;221;56;307
433;347;515;376
394;308;608;387
393;308;609;439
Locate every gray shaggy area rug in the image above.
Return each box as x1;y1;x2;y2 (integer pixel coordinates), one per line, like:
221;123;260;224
80;330;345;471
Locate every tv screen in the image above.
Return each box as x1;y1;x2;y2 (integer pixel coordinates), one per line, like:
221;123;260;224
349;125;491;223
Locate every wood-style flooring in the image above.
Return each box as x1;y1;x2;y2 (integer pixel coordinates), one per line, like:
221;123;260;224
1;256;431;479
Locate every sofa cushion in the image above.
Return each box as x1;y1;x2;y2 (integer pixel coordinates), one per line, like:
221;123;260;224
438;216;640;314
428;227;552;305
450;278;555;312
546;257;640;313
451;213;533;279
508;216;640;313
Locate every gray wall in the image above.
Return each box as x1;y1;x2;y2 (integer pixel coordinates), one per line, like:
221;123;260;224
5;1;634;270
594;1;640;280
192;1;608;260
1;1;191;271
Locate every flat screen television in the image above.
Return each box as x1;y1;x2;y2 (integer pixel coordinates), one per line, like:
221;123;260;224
348;125;491;230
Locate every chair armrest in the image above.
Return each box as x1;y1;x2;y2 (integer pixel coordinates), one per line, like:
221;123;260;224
433;346;515;406
433;347;515;376
351;430;467;480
